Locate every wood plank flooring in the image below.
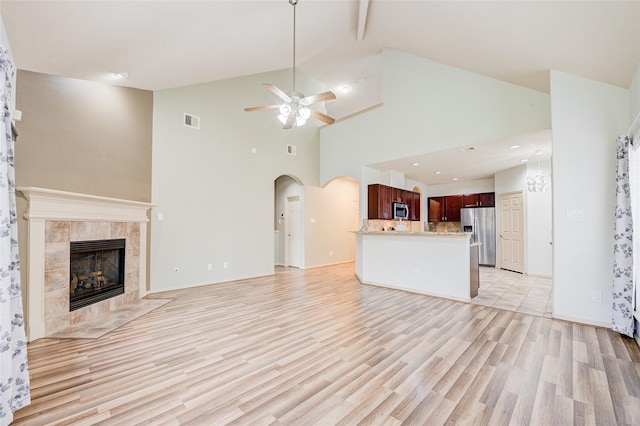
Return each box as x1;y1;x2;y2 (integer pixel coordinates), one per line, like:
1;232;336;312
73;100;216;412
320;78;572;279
13;263;640;425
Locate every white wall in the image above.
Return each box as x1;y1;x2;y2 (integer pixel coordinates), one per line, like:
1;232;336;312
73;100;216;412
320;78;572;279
304;177;359;268
320;49;551;185
631;64;640;121
550;70;629;326
427;178;495;197
151;69;324;291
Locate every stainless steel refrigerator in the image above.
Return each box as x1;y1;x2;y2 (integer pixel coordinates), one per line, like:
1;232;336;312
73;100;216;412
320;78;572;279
461;207;496;266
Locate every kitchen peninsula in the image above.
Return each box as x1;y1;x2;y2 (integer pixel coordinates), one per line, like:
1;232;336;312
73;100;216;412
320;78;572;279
355;230;479;301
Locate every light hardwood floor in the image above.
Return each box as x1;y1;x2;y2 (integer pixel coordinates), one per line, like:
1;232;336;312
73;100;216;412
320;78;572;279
13;263;640;425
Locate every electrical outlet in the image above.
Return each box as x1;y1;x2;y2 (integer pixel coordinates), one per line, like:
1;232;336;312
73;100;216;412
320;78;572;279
593;291;602;303
223;262;228;269
329;251;333;256
207;264;212;271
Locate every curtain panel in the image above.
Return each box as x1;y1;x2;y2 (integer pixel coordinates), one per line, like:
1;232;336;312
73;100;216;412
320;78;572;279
0;44;30;425
612;135;635;338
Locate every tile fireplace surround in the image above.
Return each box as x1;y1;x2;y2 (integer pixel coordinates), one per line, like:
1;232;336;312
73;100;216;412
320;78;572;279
18;187;153;341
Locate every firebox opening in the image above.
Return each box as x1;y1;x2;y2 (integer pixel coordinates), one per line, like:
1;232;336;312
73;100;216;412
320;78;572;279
70;239;125;311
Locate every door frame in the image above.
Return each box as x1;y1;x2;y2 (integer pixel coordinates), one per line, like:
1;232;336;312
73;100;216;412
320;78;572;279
284;195;302;268
497;191;525;273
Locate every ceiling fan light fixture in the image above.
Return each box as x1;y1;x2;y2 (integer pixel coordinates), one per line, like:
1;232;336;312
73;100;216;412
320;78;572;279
279;104;291;116
243;0;336;129
295;116;307;127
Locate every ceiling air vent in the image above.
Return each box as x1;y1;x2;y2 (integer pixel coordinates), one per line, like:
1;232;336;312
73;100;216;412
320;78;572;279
287;144;296;156
184;113;200;129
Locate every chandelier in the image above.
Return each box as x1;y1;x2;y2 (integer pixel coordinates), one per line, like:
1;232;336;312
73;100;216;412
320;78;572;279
527;171;551;192
527;151;551;192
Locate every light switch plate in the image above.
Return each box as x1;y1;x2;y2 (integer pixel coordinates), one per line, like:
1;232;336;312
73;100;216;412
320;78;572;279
566;208;584;219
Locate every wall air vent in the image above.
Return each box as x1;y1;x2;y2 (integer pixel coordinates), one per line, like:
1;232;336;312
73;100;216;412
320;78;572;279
184;113;200;129
287;144;296;156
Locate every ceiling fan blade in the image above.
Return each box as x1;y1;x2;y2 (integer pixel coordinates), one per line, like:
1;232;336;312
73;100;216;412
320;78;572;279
310;109;335;125
283;112;295;130
244;104;280;112
301;91;336;105
263;83;291;102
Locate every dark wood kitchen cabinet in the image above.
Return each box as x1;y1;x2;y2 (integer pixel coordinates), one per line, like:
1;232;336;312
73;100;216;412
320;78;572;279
368;184;421;221
463;193;479;207
428;197;444;222
406;190;421;221
478;192;495;207
428;195;463;222
368;184;392;219
463;192;495;207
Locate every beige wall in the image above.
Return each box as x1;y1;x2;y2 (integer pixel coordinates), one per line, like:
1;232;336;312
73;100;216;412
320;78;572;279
14;70;153;293
14;70;153;200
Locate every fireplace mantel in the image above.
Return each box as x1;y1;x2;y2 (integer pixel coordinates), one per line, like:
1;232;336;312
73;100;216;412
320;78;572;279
19;187;152;222
18;187;153;341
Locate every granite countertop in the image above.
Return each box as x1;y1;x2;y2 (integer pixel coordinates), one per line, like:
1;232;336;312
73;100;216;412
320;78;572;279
354;230;472;238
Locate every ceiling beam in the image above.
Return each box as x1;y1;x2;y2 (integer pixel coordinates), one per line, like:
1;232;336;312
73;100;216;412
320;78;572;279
356;0;370;42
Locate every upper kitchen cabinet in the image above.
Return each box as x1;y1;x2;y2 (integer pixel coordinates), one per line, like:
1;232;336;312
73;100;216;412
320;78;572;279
428;197;444;222
478;192;495;207
463;193;479;207
368;184;421;221
407;191;421;221
428;195;463;222
368;184;392;220
463;192;495;207
444;195;463;221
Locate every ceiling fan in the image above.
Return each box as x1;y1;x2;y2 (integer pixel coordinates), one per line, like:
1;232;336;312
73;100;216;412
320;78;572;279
244;0;336;130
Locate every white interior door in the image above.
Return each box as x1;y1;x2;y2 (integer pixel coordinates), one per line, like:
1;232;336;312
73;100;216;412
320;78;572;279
285;196;301;268
498;192;524;273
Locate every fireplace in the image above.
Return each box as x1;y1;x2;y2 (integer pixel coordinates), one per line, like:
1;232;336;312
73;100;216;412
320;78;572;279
18;187;152;341
69;239;126;311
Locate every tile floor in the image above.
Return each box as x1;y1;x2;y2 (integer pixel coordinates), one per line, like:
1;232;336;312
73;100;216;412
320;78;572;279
470;266;553;317
50;298;172;339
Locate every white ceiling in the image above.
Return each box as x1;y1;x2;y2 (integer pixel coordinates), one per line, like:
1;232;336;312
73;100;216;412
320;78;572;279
2;0;639;184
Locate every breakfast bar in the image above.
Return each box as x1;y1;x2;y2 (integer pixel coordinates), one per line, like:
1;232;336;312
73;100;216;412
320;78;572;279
355;231;478;301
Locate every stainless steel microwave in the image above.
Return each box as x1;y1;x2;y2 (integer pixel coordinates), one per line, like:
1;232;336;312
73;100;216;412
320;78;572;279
392;202;408;220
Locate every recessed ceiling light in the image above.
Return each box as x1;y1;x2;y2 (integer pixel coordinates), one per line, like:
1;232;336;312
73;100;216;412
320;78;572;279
452;177;459;181
411;162;420;166
341;86;350;94
510;145;521;149
521;159;529;162
113;72;129;79
434;171;441;175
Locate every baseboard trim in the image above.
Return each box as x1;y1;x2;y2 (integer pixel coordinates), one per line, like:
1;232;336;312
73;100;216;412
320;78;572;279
552;313;611;329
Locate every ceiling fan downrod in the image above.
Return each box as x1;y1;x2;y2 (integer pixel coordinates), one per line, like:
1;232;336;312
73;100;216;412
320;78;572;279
290;0;298;93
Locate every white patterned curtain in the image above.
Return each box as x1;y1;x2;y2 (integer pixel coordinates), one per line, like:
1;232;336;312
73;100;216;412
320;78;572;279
0;45;30;425
612;135;635;337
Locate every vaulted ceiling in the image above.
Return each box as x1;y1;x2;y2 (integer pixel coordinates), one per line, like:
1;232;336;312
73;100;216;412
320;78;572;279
2;1;639;183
